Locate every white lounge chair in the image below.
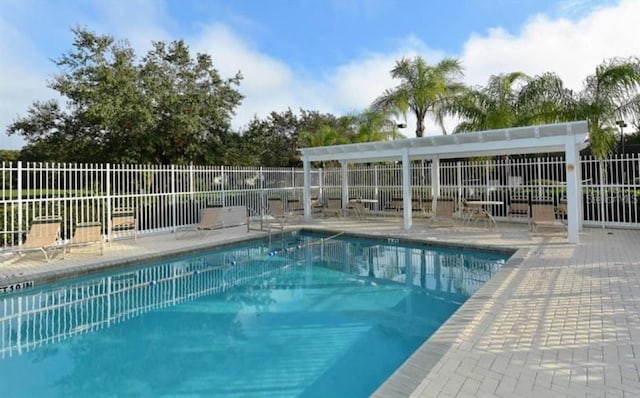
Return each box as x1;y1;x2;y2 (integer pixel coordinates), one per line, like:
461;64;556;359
67;222;104;255
176;207;225;239
531;203;567;236
15;216;64;262
111;207;136;241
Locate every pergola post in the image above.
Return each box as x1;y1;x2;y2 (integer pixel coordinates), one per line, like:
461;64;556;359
303;158;312;222
565;135;580;244
402;149;412;230
431;157;440;212
341;161;349;210
576;146;584;230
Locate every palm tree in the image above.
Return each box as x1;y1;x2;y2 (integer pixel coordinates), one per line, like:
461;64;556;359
571;57;640;159
450;72;530;132
350;109;404;143
450;72;573;133
372;56;464;137
298;124;349;168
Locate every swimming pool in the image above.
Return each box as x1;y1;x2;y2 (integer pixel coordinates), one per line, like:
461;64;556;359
0;232;509;397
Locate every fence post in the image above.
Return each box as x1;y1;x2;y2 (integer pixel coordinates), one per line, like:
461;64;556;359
260;166;264;215
189;163;194;201
106;163;112;241
221;166;226;206
485;159;490;199
537;158;543;198
598;160;606;228
374;165;379;212
171;164;177;233
318;168;324;203
456;161;462;200
17;161;23;246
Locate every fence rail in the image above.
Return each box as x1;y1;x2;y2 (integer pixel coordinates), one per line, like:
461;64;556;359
2;155;639;247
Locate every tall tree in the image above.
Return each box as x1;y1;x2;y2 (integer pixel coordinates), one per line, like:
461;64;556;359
349;109;405;143
571;57;640;159
8;27;243;164
451;72;530;132
237;108;342;167
450;72;573;133
372;56;464;137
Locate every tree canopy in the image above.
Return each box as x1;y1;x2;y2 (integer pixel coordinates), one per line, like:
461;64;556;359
8;27;243;164
6;28;640;164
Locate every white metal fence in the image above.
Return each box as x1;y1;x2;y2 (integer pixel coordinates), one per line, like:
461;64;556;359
2;155;639;247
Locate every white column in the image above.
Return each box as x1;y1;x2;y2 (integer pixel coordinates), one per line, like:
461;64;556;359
576;148;584;230
303;158;312;222
431;157;440;213
565;136;579;244
402;149;412;230
341;161;349;209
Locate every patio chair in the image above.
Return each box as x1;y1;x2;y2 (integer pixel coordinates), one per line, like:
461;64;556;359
67;222;104;255
383;197;403;217
176;207;226;239
267;198;301;224
246;205;284;232
287;199;304;215
311;197;324;215
531;202;567;236
345;199;369;218
430;197;459;228
414;198;433;218
15;215;64;262
508;196;530;225
111;207;136;241
322;197;343;217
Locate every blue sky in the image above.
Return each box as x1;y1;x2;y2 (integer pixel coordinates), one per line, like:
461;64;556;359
1;0;638;150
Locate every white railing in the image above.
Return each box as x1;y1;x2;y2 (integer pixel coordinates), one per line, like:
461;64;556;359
2;155;639;247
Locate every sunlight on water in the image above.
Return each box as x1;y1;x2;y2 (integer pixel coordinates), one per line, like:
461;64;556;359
0;233;508;397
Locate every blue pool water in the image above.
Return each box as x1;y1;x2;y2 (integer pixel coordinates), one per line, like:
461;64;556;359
0;232;509;397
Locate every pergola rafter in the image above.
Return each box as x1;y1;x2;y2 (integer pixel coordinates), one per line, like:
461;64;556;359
299;121;590;244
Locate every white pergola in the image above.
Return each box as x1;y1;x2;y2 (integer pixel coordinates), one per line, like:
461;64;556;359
299;121;590;244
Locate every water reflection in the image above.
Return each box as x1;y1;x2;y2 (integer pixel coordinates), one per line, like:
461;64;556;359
0;234;506;359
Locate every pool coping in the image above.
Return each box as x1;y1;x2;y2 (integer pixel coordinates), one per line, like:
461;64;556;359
371;244;528;397
0;232;272;288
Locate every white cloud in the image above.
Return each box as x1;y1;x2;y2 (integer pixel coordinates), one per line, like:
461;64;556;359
1;0;638;150
0;15;58;149
338;0;640;136
192;23;302;129
461;0;640;91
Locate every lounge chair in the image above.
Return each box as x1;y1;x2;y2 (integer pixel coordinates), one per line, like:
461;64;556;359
345;199;369;218
310;197;324;215
15;216;64;262
286;199;304;215
67;222;104;255
322;198;343;217
508;196;530;225
414;198;433;218
176;207;226;239
267;198;302;223
531;202;567;236
430;198;459;228
246;206;284;232
111;207;136;240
